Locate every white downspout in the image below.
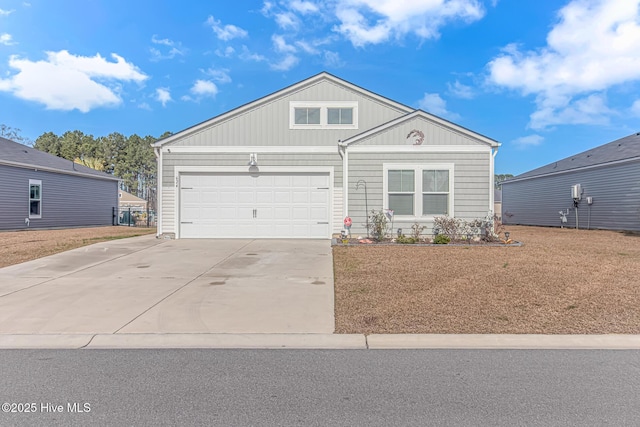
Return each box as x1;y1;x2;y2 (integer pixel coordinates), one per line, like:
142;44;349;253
490;147;498;216
154;146;162;238
339;141;349;219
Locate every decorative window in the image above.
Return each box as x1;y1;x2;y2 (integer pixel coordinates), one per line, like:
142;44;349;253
327;108;353;125
29;179;42;219
384;164;453;218
289;101;358;129
294;107;321;125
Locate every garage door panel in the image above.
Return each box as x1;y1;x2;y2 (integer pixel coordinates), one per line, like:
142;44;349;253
180;172;330;238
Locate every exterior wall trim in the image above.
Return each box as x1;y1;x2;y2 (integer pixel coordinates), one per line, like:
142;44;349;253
347;145;492;153
173;166;335;239
162;146;338;154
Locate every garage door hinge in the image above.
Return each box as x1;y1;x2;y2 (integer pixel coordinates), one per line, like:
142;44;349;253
317;187;329;189
181;222;193;224
181;187;193;190
317;222;329;224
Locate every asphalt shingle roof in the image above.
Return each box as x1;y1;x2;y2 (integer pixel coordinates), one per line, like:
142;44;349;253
507;132;640;182
0;137;119;181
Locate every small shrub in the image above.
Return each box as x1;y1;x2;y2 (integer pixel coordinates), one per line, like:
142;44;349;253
410;222;425;240
396;234;418;244
432;234;451;244
367;210;389;241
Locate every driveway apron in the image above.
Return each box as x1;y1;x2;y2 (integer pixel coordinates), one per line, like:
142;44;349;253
0;236;335;334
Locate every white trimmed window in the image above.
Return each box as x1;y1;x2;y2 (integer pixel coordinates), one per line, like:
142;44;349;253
290;101;358;129
384;164;453;218
29;179;42;219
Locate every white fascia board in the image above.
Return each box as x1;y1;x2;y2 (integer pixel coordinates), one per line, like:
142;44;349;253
154;72;413;148
162;146;337;153
347;145;492;153
343;110;500;148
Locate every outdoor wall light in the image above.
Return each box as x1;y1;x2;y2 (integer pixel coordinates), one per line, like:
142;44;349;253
505;231;510;240
248;153;258;166
397;228;402;237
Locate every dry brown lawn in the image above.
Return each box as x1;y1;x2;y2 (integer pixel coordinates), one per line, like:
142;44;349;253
0;226;156;268
333;225;640;334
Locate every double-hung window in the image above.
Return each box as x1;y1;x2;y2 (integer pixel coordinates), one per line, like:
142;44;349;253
384;164;453;218
29;179;42;218
294;107;321;125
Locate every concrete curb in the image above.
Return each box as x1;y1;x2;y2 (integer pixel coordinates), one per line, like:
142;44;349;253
0;334;639;350
366;334;640;349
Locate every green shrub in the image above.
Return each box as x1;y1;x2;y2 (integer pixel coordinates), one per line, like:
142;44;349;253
396;234;417;244
432;234;451;244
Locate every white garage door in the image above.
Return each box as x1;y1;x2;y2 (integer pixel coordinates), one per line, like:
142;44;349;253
179;173;331;238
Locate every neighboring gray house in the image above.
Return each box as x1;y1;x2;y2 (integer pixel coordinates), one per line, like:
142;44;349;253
153;72;500;239
0;137;120;230
502;132;640;231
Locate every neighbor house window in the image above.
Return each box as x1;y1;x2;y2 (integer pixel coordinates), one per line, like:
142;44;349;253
29;179;42;219
327;107;353;125
294;107;321;125
384;164;454;218
289;101;358;129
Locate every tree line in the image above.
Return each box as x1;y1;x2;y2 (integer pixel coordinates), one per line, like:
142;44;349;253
1;124;166;210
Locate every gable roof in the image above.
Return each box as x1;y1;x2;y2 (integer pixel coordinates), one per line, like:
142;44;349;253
0;137;119;181
340;110;500;148
505;132;640;183
152;71;414;147
119;189;147;203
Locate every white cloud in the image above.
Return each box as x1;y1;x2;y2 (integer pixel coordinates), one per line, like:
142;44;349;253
190;79;218;97
290;1;319;14
270;54;299;71
295;40;320;54
0;8;13;15
205;68;232;84
417;92;460;120
334;0;485;47
215;46;235;58
239;45;266;62
447;80;474;99
275;12;299;30
138;102;152;111
323;50;345;68
155;88;172;107
632;99;640;116
0;50;147;112
207;15;248;41
0;33;16;45
150;35;185;61
512;134;544;148
487;0;640;129
272;34;297;53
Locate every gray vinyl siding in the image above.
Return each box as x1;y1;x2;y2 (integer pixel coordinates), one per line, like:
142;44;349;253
353;116;486;146
168;80;407;147
502;161;640;231
0;165;119;230
162;152;343;187
347;152;492;236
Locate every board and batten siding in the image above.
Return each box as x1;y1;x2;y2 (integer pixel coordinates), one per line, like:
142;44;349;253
502;161;640;231
0;165;119;230
160;152;343;234
167;80;407;148
346;152;492;236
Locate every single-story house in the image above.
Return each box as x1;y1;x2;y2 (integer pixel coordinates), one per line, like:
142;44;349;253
119;189;148;212
501;132;640;231
0;136;120;230
153;72;500;239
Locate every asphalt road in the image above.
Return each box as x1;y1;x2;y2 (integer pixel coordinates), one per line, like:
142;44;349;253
1;349;639;426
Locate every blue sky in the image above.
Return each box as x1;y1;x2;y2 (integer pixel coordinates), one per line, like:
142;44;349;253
1;0;639;175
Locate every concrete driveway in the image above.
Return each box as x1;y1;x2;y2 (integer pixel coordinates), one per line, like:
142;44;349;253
0;236;334;334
